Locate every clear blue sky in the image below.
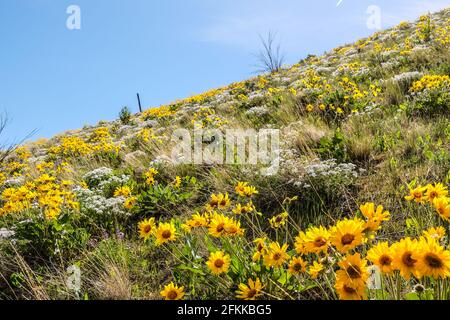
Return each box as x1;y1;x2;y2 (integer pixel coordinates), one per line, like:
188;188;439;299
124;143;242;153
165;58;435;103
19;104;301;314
0;0;448;143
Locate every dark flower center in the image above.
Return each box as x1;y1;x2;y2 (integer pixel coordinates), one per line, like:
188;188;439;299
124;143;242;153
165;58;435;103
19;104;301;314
216;223;225;232
379;255;392;266
167;290;178;300
214;259;224;268
226;225;238;234
346;265;361;279
314;237;327;247
293;263;303;272
247;289;257;298
210;200;219;207
341;234;355;245
162;230;172;239
343;285;357;294
402;252;416;267
425;253;443;269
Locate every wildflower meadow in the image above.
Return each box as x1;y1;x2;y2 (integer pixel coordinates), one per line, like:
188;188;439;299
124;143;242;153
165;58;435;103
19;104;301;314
0;8;450;302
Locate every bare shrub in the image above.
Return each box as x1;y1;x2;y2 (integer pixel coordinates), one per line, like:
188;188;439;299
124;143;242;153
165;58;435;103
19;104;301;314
254;31;285;74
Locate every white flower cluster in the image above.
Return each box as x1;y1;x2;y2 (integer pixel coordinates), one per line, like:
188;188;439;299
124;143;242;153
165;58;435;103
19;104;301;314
380;60;401;71
314;66;333;75
347;103;380;118
117;125;134;136
214;91;231;104
83;167;113;186
149;155;173;166
82;167;130;192
411;44;429;53
344;48;358;57
380;50;398;59
304;159;361;179
301;87;323;97
74;187;128;218
139;120;158;129
0;228;15;239
245;106;270;117
97;174;130;192
3;176;25;188
277;148;304;178
353;67;370;78
392;71;423;83
247;91;265;101
279;152;363;189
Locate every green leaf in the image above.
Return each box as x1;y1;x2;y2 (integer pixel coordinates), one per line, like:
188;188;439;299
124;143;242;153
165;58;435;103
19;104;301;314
176;264;205;276
252;263;261;272
277;269;291;285
297;283;318;293
405;292;419;300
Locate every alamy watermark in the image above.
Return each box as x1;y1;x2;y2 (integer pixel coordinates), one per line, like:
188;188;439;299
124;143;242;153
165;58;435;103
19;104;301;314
65;3;382;32
66;264;81;293
366;5;382;31
66;5;81;30
367;265;382;290
171;128;280;175
337;2;382;31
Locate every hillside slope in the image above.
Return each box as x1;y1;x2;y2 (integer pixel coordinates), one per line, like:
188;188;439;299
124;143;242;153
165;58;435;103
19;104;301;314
0;9;450;300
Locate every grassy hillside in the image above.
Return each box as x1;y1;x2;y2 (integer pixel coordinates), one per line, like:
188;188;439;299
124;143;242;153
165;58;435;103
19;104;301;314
0;9;449;300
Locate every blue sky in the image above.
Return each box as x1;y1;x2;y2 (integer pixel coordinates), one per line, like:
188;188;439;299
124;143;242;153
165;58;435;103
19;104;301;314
0;0;448;143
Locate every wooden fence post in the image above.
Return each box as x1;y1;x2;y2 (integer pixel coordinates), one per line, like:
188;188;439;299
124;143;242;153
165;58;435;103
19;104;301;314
137;93;142;113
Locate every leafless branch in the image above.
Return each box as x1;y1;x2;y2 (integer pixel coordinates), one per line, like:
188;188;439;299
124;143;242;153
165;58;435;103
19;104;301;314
254;31;285;74
0;111;36;164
